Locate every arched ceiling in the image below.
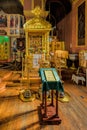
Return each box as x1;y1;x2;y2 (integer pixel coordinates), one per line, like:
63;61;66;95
45;0;72;27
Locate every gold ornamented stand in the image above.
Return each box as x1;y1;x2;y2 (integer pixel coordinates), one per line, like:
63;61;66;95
20;6;52;101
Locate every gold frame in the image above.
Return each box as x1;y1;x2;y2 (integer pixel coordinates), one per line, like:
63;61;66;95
76;0;86;47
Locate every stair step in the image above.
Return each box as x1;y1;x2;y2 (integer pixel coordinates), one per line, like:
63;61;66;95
0;82;6;93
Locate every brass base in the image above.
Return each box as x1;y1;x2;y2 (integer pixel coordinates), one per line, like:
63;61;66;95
58;92;70;103
19;89;35;102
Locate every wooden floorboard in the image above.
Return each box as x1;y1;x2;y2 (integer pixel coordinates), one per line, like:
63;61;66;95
0;70;87;130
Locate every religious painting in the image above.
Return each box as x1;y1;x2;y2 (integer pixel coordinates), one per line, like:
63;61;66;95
78;1;85;46
20;29;24;35
12;38;17;52
0;30;7;35
15;29;19;34
33;54;42;68
10;15;14;28
17;38;25;51
15;16;18;27
10;29;14;34
0;14;7;27
20;16;23;28
30;35;42;53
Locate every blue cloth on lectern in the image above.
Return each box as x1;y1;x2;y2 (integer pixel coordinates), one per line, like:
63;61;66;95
39;68;64;92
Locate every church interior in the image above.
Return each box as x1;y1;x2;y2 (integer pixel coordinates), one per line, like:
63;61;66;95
0;0;87;129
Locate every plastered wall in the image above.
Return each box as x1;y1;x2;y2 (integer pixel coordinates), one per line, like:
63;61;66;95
57;0;87;53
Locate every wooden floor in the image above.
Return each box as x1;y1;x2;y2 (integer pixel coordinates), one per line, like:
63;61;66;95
0;69;87;130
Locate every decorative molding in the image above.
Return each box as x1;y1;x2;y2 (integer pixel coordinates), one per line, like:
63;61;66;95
0;10;6;14
0;30;7;35
24;6;49;18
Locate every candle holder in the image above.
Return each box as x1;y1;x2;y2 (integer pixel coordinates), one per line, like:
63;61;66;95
69;54;77;69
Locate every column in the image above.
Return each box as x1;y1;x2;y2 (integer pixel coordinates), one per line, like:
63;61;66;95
46;32;50;59
32;0;34;9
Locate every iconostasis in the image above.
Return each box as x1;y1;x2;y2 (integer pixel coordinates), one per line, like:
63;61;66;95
0;10;25;62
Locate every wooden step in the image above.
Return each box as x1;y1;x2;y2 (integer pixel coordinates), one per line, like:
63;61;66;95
20;77;41;84
0;82;6;93
2;71;12;81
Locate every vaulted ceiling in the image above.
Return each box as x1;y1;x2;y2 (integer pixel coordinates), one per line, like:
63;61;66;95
0;0;23;15
0;0;72;27
45;0;72;26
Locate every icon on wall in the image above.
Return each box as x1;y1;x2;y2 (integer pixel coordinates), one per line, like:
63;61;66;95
17;38;25;51
0;14;7;27
10;15;14;28
78;1;85;46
